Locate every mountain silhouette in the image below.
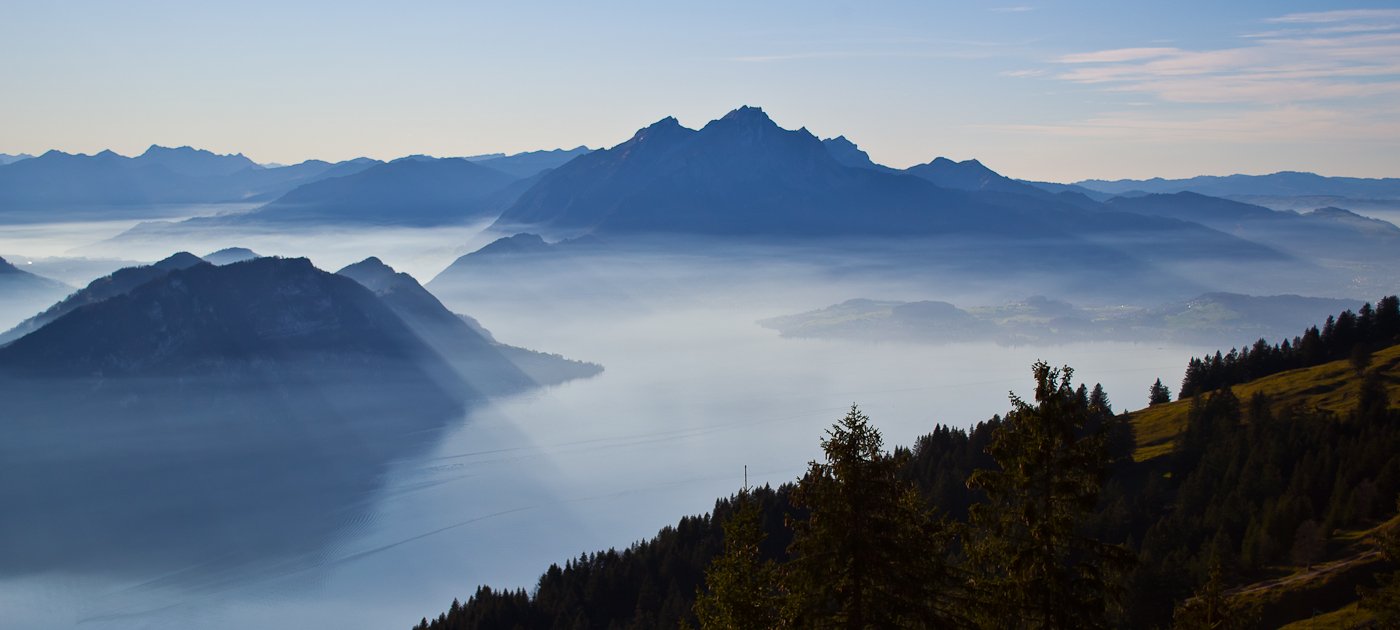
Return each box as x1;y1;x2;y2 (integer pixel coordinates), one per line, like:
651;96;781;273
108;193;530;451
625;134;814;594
0;147;378;219
491;106;1029;236
180;157;523;227
1077;171;1400;200
479;106;1292;293
134;145;259;177
0;257;491;574
904;157;1046;197
202;247;260;265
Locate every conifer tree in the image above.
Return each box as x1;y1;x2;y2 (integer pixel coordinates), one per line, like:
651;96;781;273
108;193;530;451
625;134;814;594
1150;378;1172;406
694;490;784;630
967;362;1132;630
785;405;964;629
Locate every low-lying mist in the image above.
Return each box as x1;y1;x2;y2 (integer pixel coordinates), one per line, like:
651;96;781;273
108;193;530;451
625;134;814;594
1;220;1384;629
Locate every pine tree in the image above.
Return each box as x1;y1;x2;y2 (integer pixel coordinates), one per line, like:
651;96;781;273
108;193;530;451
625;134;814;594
784;405;964;629
967;362;1132;630
695;490;784;629
1150;378;1172;406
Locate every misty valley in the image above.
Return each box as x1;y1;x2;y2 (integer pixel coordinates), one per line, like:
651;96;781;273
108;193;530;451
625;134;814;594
3;105;1400;630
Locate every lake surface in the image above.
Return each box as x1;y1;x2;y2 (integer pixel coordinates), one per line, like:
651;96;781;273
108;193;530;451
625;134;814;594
0;292;1207;629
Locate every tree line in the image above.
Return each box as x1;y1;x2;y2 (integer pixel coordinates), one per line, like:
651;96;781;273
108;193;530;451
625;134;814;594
1179;295;1399;398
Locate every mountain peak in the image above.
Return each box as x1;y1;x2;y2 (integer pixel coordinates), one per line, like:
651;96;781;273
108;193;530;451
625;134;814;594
142;144;190;157
337;256;404;292
203;247;259;265
153;251;206;271
648;116;683;130
629;116;685;138
719;105;772;124
139;144;249;160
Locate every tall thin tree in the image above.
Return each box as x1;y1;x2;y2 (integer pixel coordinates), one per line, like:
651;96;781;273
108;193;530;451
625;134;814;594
967;362;1132;629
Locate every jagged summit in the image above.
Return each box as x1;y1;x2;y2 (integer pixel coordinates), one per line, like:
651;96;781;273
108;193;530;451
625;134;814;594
701;105;811;141
717;105;772;124
624;116;693;146
140;144;248;159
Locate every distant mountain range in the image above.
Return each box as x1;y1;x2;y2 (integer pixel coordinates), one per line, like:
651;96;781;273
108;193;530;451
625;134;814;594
0;144;591;225
0;153;33;165
0;146;382;219
487;106;1274;266
11;107;1400;300
1076;171;1400;201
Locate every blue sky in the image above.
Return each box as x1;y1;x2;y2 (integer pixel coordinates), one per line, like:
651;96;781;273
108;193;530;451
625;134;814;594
3;0;1398;181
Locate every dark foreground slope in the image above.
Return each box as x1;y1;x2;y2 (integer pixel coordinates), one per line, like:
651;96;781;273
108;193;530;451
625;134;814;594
0;257;595;577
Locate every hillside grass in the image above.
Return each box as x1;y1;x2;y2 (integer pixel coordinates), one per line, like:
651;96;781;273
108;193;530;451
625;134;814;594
1130;343;1400;462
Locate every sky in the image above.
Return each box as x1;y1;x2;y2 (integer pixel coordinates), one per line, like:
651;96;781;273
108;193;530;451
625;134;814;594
2;0;1399;182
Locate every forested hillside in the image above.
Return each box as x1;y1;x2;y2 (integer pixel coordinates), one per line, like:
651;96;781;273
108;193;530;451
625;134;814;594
412;300;1400;629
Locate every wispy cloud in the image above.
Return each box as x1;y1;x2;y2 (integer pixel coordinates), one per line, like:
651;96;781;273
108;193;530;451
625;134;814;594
990;6;1034;13
727;50;978;63
1042;11;1400;105
994;8;1400;146
1057;47;1180;64
1266;9;1400;24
